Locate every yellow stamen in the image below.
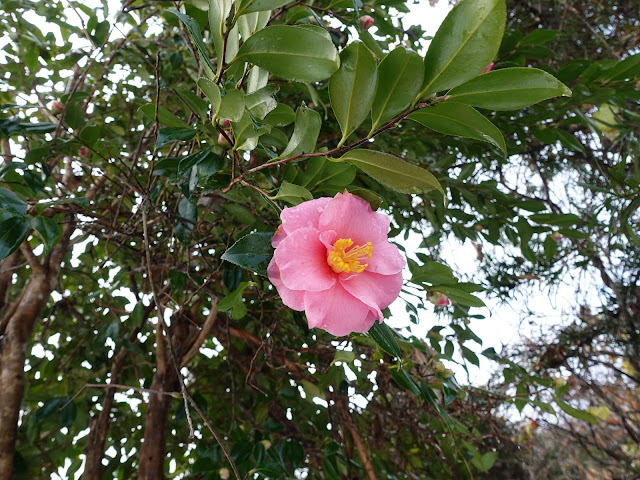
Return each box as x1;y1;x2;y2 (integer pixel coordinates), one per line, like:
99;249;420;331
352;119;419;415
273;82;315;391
327;238;373;274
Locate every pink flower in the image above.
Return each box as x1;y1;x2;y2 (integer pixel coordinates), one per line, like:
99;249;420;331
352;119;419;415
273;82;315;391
428;291;450;307
78;146;89;158
268;191;405;336
481;62;494;74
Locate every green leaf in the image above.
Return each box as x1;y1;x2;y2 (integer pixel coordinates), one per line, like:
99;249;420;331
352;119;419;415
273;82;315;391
279;107;321;158
599;52;640;83
232;111;271;151
408;102;506;156
270;181;313;205
264;103;296;127
390;368;421;395
447;68;571;110
329;41;377;146
368;322;402;358
420;0;505;96
553;395;600;424
337;149;444;196
65;102;85;129
156;127;196;149
349;188;382;211
0;187;28;216
197;78;221;115
370;47;424;133
411;261;456;285
208;0;232;74
520;29;562;46
79;125;102;147
529;213;580;227
244;0;292;13
168;9;216;74
219;88;245;122
174;197;197;243
139;104;190;128
221;232;273;276
0;216;29;260
432;285;485;307
234;25;340;83
218;282;250;320
30;216;62;255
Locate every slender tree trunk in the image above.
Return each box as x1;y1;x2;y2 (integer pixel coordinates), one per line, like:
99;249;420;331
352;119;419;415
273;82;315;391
0;271;57;479
83;349;128;480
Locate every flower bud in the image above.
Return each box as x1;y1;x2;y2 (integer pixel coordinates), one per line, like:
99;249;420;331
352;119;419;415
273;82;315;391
553;377;567;388
428;291;450;307
50;100;64;115
78;146;89;158
359;15;374;30
219;468;230;480
218;118;231;128
551;231;563;241
481;62;494;74
435;361;446;374
218;132;232;149
260;439;272;450
443;368;454;378
474;224;484;232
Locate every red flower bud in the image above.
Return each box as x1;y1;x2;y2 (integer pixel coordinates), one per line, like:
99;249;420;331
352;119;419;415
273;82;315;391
481;62;494;74
51;100;64;115
551;231;563;241
218;118;231;128
359;15;374;30
78;146;90;158
218;132;232;149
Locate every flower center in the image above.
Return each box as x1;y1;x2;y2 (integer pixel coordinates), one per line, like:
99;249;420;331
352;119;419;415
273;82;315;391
327;238;373;274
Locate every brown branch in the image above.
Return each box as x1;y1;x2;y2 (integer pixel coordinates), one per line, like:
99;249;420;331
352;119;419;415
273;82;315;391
180;300;218;369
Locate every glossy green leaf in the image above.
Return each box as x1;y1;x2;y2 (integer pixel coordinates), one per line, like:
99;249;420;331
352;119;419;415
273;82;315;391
599;53;640;83
279;107;321;158
529;212;580;227
411;261;456;285
245;85;277;120
270;181;313;205
208;0;232;72
264;103;295;127
553;395;600;424
222;231;273;276
433;285;486;307
370;47;424;133
174;196;197;243
218;88;245;122
234;25;340;83
139;104;190;128
197;78;221;114
79;125;101;146
30;216;62;255
368;322;402;358
520;29;562;46
218;282;250;320
156;127;196;149
244;0;292;13
420;0;505;96
0;216;29;260
238;11;271;42
232;111;271;151
329;41;377;147
390;368;421;395
408;102;506;156
447;68;571;110
0;187;28;216
168;10;216;74
338;149;444;196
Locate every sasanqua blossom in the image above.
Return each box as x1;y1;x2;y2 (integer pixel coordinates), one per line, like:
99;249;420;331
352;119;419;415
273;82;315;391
268;191;405;336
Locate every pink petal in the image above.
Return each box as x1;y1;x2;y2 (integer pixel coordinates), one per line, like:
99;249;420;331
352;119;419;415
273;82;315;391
304;282;376;336
280;197;332;235
273;227;335;292
340;271;403;316
366;240;405;275
271;227;287;248
267;258;305;311
319;191;390;244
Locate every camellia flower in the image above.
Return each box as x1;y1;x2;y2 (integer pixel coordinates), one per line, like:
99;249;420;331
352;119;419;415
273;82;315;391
267;191;405;336
359;15;375;30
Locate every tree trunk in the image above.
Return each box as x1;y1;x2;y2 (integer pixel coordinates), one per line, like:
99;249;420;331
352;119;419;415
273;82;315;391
137;369;177;480
0;271;57;479
83;349;128;480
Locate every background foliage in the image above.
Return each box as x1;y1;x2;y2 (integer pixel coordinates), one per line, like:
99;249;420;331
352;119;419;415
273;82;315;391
0;0;638;478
